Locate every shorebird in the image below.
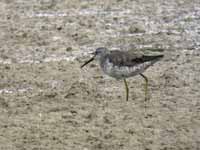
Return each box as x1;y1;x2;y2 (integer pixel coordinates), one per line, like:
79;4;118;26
81;47;163;101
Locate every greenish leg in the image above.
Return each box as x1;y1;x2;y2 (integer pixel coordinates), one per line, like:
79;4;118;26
140;73;148;101
123;79;129;101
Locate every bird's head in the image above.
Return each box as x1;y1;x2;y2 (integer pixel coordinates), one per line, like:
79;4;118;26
81;47;109;68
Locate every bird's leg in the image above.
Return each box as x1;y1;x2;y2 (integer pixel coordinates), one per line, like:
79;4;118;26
123;79;129;101
140;73;148;101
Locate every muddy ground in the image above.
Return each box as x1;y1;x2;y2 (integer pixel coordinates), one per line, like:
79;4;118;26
0;0;200;150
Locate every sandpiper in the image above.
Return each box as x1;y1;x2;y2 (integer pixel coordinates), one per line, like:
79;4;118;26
81;47;163;101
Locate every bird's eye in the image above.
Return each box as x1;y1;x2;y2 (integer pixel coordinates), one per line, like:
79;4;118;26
95;51;100;55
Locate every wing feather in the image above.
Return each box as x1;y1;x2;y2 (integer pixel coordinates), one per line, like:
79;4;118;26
107;51;163;67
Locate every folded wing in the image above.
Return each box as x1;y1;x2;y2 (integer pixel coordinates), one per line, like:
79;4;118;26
107;51;163;67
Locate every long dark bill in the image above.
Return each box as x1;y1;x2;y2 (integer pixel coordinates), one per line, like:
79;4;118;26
80;56;95;68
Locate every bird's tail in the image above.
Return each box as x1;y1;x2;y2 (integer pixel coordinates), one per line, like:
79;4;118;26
145;54;164;61
134;54;164;63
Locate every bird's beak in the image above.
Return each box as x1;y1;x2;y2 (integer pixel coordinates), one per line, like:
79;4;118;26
81;53;96;68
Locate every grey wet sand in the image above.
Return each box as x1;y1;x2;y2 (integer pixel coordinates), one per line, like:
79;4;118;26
0;0;200;150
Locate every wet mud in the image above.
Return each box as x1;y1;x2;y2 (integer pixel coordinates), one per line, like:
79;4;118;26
0;0;200;150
